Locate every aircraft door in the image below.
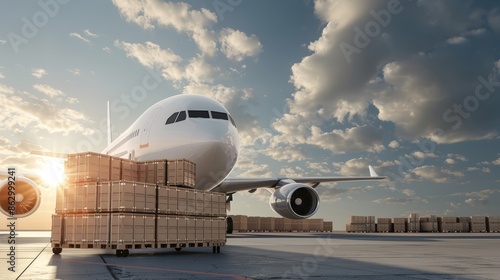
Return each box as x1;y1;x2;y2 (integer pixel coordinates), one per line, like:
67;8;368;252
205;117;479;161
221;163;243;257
140;107;162;148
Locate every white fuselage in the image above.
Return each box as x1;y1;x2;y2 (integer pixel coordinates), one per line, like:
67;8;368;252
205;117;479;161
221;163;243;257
102;94;240;191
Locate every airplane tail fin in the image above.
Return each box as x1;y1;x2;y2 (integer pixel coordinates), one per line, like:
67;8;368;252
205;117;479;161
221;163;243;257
368;165;379;177
107;101;112;146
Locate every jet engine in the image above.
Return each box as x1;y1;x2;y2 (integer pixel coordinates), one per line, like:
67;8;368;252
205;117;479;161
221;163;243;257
0;177;42;218
269;183;319;219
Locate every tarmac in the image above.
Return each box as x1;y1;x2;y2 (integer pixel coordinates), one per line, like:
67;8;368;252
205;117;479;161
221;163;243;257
1;231;499;279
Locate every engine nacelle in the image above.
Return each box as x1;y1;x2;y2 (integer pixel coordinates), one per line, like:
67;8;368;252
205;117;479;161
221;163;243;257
269;183;320;219
0;177;42;218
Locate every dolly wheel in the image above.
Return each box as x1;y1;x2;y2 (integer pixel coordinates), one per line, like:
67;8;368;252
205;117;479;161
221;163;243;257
116;250;123;257
216;246;221;254
175;248;182;252
123;249;129;257
52;248;62;255
213;246;216;253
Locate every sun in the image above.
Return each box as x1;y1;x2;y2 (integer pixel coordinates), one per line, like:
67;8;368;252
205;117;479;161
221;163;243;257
35;158;66;188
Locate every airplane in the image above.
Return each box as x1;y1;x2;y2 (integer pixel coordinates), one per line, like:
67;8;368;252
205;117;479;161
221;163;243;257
0;94;387;223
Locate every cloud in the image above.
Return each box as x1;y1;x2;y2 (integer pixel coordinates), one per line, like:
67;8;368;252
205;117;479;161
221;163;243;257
31;68;47;79
444;152;468;165
373;197;428;205
273;0;500;147
261;146;308;163
388;140;399;149
66;97;79;104
0;39;6;45
447;36;467;44
318;185;374;203
333;157;369;176
220;28;262;61
112;0;218;55
115;40;182;68
67;68;81;76
412;165;464;183
465;197;488;206
0;83;14;94
308;125;385;154
69;32;90;43
33;84;64;98
412;151;437;159
0;84;93;136
233;158;273;178
491;158;500;165
307;161;332;174
103;47;111;53
402;189;416;197
84;29;98;37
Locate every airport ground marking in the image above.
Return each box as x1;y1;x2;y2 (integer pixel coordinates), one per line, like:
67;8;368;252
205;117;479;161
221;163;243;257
58;258;249;280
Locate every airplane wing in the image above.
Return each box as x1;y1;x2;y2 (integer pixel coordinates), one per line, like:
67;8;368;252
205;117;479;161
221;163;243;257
214;166;388;193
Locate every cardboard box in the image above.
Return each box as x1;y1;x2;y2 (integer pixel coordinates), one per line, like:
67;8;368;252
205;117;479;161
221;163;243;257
177;188;187;214
195;218;205;243
98;182;112;212
187;217;197;242
275;218;292;231
110;213;135;244
187;191;196;215
308;219;324;231
349;216;367;224
203;218;212;241
231;215;248;231
166;159;196;188
261;217;276;231
377;218;392;224
323;221;333;232
248;216;262;231
144;183;157;213
121;159;139;181
94;213;110;244
111;181;136;211
63;215;75;243
51;215;63;244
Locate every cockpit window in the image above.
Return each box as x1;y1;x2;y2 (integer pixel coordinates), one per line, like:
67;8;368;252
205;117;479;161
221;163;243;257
176;111;186;122
165;112;179;125
188;110;210;118
211;111;228;120
167;109;236;127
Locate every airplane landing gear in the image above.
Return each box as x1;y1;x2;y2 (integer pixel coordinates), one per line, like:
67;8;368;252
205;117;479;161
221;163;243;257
116;249;129;257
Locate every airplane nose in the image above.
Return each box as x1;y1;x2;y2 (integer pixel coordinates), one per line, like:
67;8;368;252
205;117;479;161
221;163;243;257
189;121;239;190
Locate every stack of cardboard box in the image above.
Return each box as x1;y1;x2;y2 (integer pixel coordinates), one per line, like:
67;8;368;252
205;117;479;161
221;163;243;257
376;218;393;232
51;152;226;255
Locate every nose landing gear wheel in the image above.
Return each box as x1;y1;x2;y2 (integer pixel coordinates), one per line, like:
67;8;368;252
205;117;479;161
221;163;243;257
52;248;62;255
175;248;182;252
116;249;130;257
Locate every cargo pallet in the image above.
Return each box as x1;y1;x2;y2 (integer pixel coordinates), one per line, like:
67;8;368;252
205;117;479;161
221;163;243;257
51;241;224;257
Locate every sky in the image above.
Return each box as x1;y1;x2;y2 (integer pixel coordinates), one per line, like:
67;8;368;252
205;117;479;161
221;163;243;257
0;0;499;230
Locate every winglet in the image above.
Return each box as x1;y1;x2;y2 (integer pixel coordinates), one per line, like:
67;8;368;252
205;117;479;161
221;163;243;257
368;165;379;177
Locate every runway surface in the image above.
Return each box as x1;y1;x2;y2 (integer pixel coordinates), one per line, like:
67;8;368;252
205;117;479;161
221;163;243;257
1;231;499;279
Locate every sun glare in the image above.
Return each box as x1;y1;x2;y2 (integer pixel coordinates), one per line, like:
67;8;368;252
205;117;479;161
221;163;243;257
35;158;66;188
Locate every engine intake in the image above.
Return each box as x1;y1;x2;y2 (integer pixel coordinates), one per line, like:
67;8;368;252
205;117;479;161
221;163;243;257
0;177;42;218
269;183;319;219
